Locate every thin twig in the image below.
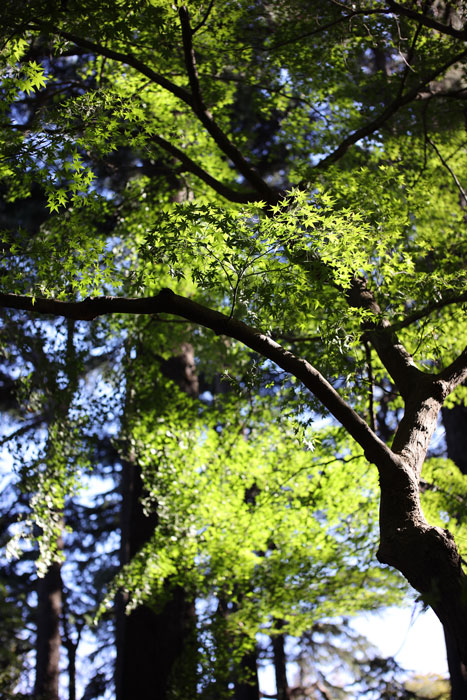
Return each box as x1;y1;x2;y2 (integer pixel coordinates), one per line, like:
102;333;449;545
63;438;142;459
192;0;215;35
0;417;44;446
427;137;467;202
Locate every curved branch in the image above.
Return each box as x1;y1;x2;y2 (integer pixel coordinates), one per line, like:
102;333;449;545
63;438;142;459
150;134;267;203
348;277;423;399
46;28;193;106
46;24;275;201
0;289;401;474
439;346;467;393
175;6;275;199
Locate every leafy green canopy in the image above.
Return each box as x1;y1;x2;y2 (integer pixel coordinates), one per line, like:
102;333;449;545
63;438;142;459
1;1;466;365
0;0;467;683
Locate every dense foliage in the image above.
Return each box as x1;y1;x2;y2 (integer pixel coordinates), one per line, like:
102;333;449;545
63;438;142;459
0;0;467;697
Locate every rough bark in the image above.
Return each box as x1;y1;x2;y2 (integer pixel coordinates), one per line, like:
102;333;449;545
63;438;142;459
34;560;62;700
377;464;467;666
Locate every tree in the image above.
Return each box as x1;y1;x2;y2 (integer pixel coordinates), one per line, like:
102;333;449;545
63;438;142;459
1;0;467;685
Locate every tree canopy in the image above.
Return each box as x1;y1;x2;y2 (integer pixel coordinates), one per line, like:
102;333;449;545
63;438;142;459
1;0;467;696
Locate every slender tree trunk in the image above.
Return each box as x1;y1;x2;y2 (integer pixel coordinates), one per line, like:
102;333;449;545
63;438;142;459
34;560;62;700
444;625;467;700
61;590;80;700
65;640;77;700
272;630;289;700
441;403;467;699
34;317;78;700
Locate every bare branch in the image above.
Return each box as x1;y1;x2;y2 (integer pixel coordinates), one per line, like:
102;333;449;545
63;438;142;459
43;27;193;106
192;0;215;35
347;277;423;399
151;135;262;204
0;417;45;446
253;8;390;53
178;6;205;111
149;134;266;203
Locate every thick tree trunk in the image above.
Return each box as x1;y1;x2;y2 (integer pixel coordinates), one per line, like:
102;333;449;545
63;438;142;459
34;560;62;700
115;344;199;700
375;380;467;669
377;463;467;668
234;648;260;700
441;403;467;699
115;457;197;700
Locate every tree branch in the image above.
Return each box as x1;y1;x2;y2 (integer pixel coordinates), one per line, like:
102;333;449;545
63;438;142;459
174;7;275;199
178;6;205;111
43;24;276;202
391;291;467;331
0;417;45;446
44;27;194;106
253;8;390;52
149;134;265;203
347;277;422;399
387;1;467;41
311;47;467;173
439;346;467;393
0;289;401;474
191;0;215;35
427;137;467;202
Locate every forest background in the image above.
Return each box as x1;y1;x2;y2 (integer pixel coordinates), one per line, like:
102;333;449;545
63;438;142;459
0;1;467;699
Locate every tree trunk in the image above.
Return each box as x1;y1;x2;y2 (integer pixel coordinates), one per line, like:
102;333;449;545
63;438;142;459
234;648;260;700
272;631;289;700
444;625;467;700
441;403;467;699
115;344;199;700
115;456;197;700
34;560;62;700
377;462;467;668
